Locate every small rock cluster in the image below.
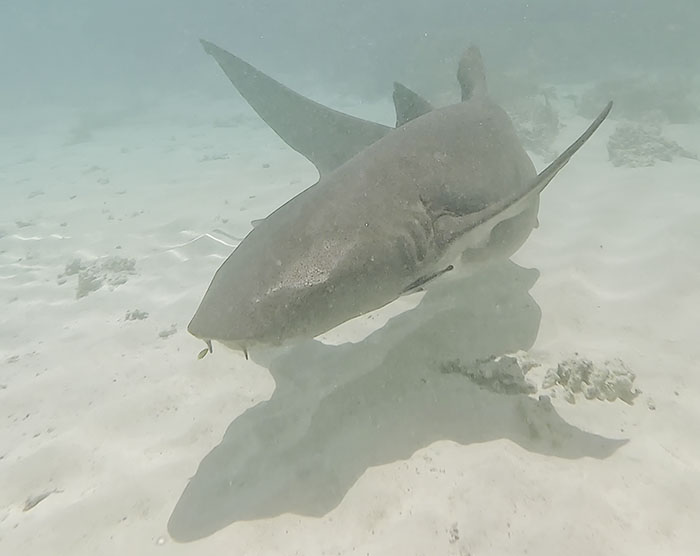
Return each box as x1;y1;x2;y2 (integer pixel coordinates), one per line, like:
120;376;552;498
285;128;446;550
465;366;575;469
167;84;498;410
125;309;149;321
440;355;537;395
542;357;639;405
440;353;640;406
58;256;137;299
607;122;697;167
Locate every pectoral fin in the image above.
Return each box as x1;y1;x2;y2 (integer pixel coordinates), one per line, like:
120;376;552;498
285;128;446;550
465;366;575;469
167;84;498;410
200;40;392;175
438;102;614;249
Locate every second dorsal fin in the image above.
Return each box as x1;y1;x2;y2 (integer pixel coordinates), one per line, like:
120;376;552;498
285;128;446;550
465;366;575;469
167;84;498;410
392;82;434;127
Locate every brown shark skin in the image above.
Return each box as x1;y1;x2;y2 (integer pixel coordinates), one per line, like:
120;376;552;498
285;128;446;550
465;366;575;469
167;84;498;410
189;45;612;355
191;99;531;349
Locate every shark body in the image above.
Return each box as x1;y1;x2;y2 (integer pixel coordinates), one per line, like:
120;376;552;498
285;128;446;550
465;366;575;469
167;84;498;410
189;42;612;357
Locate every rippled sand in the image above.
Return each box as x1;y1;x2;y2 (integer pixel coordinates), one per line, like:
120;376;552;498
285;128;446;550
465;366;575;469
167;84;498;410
1;95;699;555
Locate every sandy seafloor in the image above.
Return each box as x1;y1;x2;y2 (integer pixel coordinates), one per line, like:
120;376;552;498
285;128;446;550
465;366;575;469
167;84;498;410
1;88;699;556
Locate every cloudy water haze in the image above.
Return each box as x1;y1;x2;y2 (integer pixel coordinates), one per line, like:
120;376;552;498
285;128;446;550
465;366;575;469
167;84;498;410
1;1;699;555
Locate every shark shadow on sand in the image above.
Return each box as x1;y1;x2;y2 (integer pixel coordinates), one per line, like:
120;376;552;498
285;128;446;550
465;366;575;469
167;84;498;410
168;261;626;541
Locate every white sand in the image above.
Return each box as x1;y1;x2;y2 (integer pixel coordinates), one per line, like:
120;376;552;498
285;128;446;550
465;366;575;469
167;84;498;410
1;94;699;555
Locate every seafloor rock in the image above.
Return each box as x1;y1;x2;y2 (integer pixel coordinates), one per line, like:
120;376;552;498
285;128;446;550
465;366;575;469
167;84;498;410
542;357;640;405
441;352;639;406
125;309;149;321
58;256;137;299
440;355;537;395
607;122;697;167
158;324;177;339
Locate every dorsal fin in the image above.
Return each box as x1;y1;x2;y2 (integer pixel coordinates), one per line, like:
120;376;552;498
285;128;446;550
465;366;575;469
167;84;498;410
457;46;487;101
200;40;391;176
392;82;434;127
